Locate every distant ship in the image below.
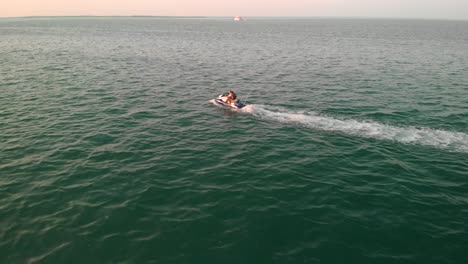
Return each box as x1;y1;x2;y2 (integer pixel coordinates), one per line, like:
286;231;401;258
233;16;245;21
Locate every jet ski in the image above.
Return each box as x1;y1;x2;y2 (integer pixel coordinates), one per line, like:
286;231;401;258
214;93;247;109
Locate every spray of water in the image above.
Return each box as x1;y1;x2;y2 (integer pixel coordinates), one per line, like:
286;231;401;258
241;104;468;153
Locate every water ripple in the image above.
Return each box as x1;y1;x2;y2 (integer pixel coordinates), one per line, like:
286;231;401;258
1;17;468;264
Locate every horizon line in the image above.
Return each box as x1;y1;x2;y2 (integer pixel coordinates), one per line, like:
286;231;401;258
0;15;467;22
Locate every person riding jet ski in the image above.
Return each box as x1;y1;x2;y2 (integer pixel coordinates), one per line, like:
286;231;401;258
214;90;246;109
225;90;237;104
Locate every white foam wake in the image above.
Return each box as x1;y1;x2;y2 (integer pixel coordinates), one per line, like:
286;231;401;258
241;105;468;153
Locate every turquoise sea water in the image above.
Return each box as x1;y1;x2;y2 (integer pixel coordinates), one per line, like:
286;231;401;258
1;17;468;263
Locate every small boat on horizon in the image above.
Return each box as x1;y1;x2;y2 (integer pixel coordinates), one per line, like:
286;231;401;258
234;16;245;21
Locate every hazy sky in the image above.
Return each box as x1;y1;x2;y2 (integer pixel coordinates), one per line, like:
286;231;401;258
2;0;468;20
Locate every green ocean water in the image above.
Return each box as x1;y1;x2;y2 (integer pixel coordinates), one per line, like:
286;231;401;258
1;17;468;263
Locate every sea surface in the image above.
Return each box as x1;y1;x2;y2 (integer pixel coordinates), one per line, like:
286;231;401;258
1;17;468;264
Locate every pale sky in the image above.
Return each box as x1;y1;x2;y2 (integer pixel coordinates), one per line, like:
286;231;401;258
2;0;468;20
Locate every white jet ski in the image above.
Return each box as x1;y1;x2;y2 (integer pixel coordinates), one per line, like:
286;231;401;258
214;93;247;109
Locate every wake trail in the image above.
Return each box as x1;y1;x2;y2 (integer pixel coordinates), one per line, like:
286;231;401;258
241;104;468;153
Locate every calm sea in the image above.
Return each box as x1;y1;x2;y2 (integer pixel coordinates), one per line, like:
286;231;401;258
1;17;468;263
